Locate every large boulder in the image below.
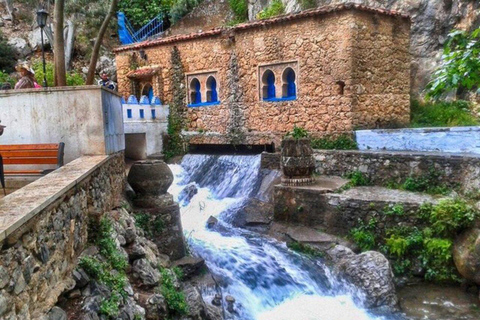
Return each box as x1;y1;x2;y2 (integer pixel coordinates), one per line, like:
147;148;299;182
453;228;480;284
127;160;174;196
28;28;50;51
337;251;399;311
7;37;31;58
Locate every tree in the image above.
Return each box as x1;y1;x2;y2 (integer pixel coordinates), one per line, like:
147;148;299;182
426;28;480;100
86;0;118;85
54;0;67;86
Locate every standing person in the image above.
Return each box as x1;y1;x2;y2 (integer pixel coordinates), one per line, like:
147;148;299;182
14;63;35;89
97;72;116;90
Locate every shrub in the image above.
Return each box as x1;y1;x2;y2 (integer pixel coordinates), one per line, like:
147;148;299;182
31;60;85;87
311;134;358;150
159;268;188;315
350;218;377;251
228;0;248;24
118;0;163;28
0;33;17;74
422;238;458;282
384;204;405;216
257;0;285;20
134;213;164;237
285;125;309;139
0;71;15;87
410;99;478;128
422;198;477;237
345;170;369;187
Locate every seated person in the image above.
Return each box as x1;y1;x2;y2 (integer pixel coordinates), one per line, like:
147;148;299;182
97;72;116;90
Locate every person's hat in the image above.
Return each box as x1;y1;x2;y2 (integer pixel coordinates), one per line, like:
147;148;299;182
15;63;34;75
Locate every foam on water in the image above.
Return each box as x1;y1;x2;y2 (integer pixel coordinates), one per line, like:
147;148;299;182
169;154;391;320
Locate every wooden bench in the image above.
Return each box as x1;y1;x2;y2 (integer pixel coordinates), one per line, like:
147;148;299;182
0;143;65;175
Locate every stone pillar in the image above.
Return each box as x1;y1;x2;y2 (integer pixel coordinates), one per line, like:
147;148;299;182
127;160;186;260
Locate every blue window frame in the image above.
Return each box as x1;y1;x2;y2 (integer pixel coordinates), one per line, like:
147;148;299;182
189;78;202;105
127;109;132;118
282;68;296;99
206;76;218;103
262;70;276;100
151;109;156;119
139;109;144;119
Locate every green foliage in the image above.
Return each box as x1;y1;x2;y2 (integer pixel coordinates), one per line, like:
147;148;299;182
285;125;309;139
31;61;85;87
422;238;458;282
299;0;317;10
410;99;478;128
0;33;17;74
134;213;164;237
287;241;323;258
118;0;163;28
159;268;188;315
385;235;409;257
345;170;369;187
172;266;184;281
426;28;480;100
311;134;358;150
170;0;203;23
384;204;405;216
80;217;130;318
257;0;285;19
228;0;248;25
386;167;451;195
350;218;377;251
0;71;15;87
420;198;477;237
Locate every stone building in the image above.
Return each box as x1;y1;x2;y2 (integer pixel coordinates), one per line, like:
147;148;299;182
114;3;411;149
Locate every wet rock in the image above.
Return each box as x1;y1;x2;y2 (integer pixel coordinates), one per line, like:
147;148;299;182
184;285;210;319
179;184;198;205
132;258;161;287
325;245;356;262
127;160;174;196
146;293;168;320
225;295;236;313
453;228;480;284
73;268;90;288
48;306;67;320
337;251;399;311
206;216;218;228
242;198;273;226
172;256;205;279
212;293;222;306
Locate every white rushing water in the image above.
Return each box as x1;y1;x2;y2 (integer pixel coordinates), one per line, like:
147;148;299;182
169;154;391;320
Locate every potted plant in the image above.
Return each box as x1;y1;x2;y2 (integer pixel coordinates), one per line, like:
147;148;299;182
281;126;315;186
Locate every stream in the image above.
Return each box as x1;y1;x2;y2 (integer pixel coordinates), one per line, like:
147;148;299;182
168;154;397;320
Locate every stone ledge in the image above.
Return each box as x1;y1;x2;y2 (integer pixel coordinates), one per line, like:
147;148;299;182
0;155;109;243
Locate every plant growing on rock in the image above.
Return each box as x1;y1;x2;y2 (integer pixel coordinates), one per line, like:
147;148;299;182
344;170;369;188
350;218;377;251
384;204;405;216
287;241;323;258
228;0;248;25
310;134;358;150
257;0;285;20
159;268;188;315
285;125;309;139
134;213;164;237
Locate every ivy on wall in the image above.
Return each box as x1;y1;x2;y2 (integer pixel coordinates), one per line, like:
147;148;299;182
164;46;186;160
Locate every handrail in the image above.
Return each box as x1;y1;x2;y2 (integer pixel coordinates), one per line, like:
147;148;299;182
118;12;164;45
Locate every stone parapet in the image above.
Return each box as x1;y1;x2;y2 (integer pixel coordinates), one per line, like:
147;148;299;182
0;152;125;319
314;150;480;193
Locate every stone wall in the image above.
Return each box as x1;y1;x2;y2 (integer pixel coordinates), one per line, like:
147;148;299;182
0;153;124;319
115;5;411;147
314;150;480;193
356;126;480;154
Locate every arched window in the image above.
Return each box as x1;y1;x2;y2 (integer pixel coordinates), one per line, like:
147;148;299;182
336;81;345;95
282;68;296;98
142;83;154;103
190;78;201;104
262;69;276;100
206;76;218;103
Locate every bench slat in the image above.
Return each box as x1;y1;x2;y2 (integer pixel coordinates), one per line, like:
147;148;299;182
3;158;58;165
0;144;59;151
4;170;43;175
1;150;58;158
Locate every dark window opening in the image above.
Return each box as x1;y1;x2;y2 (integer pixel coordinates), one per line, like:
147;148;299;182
336;81;345;95
262;69;276;100
206;76;218;102
190;78;201;104
282;68;296;98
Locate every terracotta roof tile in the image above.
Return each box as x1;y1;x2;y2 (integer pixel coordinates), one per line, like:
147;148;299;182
114;3;409;53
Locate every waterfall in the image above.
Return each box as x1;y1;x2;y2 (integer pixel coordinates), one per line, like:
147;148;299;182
169;154;393;320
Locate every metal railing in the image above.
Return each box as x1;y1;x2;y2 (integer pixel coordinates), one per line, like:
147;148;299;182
118;12;164;45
